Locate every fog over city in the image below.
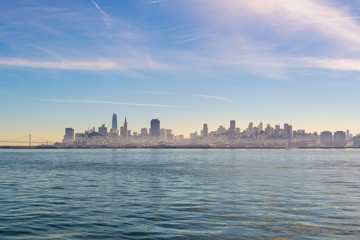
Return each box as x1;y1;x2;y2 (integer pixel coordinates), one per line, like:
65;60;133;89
57;113;360;148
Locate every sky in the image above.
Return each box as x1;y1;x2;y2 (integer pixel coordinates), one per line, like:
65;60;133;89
1;0;360;144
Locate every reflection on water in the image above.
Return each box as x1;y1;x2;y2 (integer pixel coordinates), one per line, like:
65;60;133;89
1;149;360;239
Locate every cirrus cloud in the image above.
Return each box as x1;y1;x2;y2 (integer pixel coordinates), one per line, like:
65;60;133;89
0;58;117;70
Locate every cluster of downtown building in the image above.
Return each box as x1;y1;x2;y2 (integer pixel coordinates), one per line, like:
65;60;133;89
62;114;360;148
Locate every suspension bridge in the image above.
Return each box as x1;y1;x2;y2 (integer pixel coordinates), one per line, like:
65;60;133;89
0;134;56;146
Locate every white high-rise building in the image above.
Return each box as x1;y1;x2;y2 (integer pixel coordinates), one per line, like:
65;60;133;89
160;128;167;141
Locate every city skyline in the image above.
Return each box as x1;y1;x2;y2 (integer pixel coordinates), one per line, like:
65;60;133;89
56;112;355;145
55;113;359;148
2;0;360;142
62;113;357;138
0;111;359;146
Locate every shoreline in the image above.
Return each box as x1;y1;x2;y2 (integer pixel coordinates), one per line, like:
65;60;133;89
0;146;358;150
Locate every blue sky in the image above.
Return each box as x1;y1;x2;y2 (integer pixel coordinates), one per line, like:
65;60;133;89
1;0;360;142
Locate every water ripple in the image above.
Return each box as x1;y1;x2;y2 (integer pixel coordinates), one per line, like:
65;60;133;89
1;149;360;239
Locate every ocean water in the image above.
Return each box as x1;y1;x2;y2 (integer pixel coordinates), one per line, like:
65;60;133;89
0;149;360;239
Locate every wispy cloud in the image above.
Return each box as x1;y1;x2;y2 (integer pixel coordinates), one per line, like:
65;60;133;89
297;57;360;71
38;98;187;108
90;0;112;27
175;0;360;77
199;0;360;46
264;0;360;48
190;94;234;102
219;54;360;72
0;57;167;71
0;58;116;70
266;16;360;28
134;91;234;102
211;53;360;72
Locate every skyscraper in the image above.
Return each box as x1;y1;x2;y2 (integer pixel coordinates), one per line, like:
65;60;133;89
150;119;160;138
121;117;128;139
98;124;107;136
202;123;208;137
112;114;117;130
64;128;74;140
321;131;333;146
166;129;173;141
334;131;346;147
110;114;119;135
63;128;74;144
229;120;236;135
284;123;293;139
160;128;167;141
140;128;148;137
247;122;253;136
265;124;274;135
353;135;360;147
275;125;280;135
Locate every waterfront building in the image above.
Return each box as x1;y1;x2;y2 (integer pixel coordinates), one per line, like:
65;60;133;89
229;120;236;135
190;132;198;139
140;128;148;137
258;122;263;132
334;131;346;147
75;133;85;140
202;123;208;137
247;122;253;136
275;125;280;135
75;133;86;144
297;129;305;135
346;130;353;140
321;131;333;146
166;129;173;141
217;126;226;134
284;123;293;139
253;127;259;135
62;128;74;144
353;135;360;147
278;129;285;136
150;119;160;139
98;124;107;136
160;128;167;141
110;128;119;136
265;124;274;136
65;128;74;139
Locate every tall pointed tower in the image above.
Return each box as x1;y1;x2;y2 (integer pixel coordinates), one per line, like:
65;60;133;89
123;117;128;139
